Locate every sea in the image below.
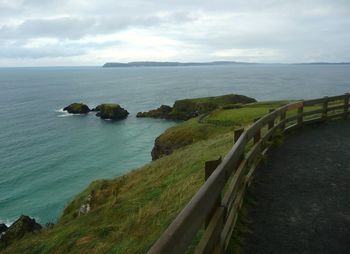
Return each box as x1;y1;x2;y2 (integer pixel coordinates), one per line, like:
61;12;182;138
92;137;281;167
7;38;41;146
0;64;349;226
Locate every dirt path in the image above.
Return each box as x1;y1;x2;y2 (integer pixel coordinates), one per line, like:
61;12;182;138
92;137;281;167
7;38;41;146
242;120;350;254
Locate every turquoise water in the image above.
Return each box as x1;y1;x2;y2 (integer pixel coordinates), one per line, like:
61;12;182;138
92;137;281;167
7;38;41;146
0;64;349;225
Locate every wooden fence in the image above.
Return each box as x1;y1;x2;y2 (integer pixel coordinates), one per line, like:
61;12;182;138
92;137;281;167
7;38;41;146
148;93;350;254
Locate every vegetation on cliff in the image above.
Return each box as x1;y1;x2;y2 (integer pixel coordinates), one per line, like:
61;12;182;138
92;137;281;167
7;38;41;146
137;94;256;121
151;101;288;160
3;99;294;254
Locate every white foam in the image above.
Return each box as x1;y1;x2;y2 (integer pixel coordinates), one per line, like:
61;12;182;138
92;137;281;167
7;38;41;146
0;219;13;227
55;108;65;113
57;113;73;118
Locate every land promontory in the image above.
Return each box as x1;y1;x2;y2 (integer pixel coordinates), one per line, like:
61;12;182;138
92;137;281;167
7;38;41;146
137;94;256;121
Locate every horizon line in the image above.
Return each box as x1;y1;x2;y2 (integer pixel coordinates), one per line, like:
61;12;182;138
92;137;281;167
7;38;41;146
1;60;350;68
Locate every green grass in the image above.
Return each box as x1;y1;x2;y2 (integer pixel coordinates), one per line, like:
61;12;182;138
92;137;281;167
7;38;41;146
155;118;233;149
3;134;234;254
204;101;289;125
3;100;300;254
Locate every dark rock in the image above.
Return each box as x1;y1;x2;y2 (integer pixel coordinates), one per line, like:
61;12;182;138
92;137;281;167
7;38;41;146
0;215;42;247
0;223;7;234
95;104;129;120
151;136;190;160
91;105;101;112
63;103;90;114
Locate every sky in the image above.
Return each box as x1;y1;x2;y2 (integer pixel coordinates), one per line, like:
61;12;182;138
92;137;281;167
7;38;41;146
0;0;349;67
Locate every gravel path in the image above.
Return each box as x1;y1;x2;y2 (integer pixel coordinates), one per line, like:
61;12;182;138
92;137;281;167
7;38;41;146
242;120;350;254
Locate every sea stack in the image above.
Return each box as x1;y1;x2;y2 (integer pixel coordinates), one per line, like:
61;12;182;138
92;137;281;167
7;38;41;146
63;103;90;114
94;104;129;120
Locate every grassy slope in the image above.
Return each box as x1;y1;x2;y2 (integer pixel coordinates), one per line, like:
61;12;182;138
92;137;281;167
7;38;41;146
5;100;305;254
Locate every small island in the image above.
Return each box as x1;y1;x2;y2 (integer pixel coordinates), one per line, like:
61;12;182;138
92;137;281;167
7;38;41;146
94;104;129;120
63;103;90;114
63;103;129;120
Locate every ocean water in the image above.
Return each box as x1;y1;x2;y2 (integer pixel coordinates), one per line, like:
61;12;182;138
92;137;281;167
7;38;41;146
0;64;349;225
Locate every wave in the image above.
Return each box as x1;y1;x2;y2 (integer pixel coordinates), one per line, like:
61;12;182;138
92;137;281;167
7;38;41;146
0;218;13;227
54;108;65;113
55;108;79;117
55;108;93;117
57;113;73;118
55;108;71;117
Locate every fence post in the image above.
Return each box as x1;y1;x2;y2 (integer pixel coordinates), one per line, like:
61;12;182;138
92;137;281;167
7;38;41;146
280;111;286;130
234;128;244;143
204;157;222;228
268;109;275;130
344;93;349;120
234;128;245;167
322;96;329;120
253;118;261;144
297;101;304;126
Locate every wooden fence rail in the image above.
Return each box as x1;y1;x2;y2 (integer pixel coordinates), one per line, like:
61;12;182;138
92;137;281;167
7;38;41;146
148;93;350;254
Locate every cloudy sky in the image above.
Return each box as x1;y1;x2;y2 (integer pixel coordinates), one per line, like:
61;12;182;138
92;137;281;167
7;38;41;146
0;0;349;67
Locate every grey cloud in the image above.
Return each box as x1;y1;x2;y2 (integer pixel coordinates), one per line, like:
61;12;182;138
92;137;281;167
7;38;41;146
0;0;349;64
0;39;123;59
0;12;196;40
1;17;96;39
0;46;86;59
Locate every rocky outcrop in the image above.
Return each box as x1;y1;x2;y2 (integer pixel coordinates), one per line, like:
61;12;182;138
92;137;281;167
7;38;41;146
0;215;42;247
95;104;129;120
63;103;90;114
137;94;256;121
136;105;172;118
151;135;192;160
78;194;92;216
148;94;257;160
0;224;7;236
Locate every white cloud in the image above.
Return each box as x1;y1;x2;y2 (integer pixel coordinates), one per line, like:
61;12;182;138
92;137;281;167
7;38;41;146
211;48;281;60
0;0;349;66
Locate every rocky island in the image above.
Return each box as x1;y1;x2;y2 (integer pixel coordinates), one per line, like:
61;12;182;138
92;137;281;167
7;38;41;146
63;103;129;120
94;104;129;120
63;103;90;114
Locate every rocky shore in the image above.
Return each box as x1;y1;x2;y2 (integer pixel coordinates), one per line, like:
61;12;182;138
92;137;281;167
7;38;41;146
0;215;42;249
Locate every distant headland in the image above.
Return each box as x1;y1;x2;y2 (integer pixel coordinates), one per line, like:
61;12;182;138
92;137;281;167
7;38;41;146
102;61;350;68
102;61;255;68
